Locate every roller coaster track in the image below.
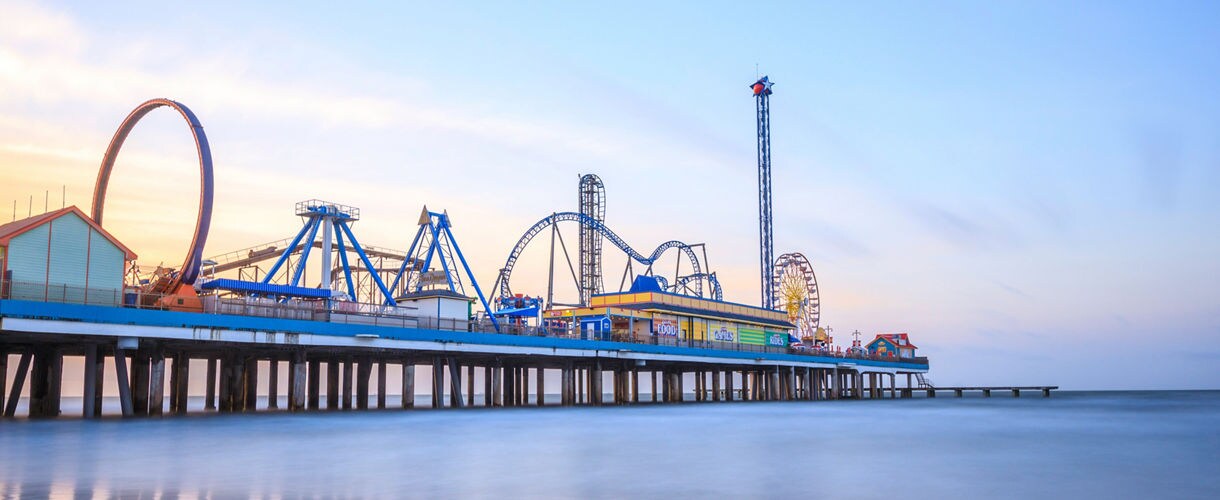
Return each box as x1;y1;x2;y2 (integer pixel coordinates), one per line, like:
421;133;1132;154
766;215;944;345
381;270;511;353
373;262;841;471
204;238;408;275
494;212;706;302
93;98;213;293
673;273;723;302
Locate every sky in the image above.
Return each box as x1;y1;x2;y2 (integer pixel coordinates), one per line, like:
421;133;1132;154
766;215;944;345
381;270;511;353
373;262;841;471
1;0;1218;390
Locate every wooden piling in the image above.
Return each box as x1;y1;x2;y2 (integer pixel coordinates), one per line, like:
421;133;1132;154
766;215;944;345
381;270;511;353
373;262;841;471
148;351;165;416
290;353;307;411
113;349;134;417
326;360;340;409
241;356;258;411
218;355;233;412
28;348;62;418
402;361;415;408
466;364;475;407
431;357;444;408
267;358;280;409
356;358;371;410
491;364;502;407
205;358;217;410
342;358;354;410
174;352;190;413
82;345;98;418
651;371;658;402
307;359;320;410
484;364;493;407
502;363;514;407
448;358;464;408
537;367;545;406
379;361;388;409
0;350;7;414
591;362;603;405
131;349;150;415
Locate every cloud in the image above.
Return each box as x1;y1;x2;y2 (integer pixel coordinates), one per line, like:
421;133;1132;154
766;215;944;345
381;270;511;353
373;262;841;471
904;200;1020;252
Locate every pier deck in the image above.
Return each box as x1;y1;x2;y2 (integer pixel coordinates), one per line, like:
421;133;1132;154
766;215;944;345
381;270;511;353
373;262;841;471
1;298;934;418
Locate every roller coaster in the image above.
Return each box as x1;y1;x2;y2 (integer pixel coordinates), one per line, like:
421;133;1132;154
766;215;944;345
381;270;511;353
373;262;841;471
493;175;723;309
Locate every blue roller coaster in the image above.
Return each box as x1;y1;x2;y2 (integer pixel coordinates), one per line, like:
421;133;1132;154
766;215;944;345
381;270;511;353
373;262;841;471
493;175;723;309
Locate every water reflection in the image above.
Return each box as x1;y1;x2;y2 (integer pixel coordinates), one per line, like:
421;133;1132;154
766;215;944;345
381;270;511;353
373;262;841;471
2;392;1219;499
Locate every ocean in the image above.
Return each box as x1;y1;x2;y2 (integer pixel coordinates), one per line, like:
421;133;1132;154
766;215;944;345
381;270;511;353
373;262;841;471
1;391;1218;499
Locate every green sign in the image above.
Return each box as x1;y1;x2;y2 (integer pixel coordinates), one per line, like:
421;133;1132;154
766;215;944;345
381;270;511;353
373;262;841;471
765;331;788;347
739;328;765;345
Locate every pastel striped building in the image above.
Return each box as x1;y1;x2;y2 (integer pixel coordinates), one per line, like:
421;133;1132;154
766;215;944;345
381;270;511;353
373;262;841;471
0;206;136;305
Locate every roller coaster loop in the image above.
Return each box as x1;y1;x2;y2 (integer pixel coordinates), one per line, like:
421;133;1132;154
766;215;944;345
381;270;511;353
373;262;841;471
92;98;214;289
494;212;712;301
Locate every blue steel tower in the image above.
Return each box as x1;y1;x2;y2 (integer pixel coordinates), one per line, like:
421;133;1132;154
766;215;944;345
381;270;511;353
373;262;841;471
751;76;775;310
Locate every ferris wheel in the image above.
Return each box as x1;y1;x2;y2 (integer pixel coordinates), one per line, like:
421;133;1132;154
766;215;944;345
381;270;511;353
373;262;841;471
770;252;822;344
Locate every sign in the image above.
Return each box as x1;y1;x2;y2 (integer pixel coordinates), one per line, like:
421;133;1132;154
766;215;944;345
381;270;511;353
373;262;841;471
766;332;788;347
738;328;765;345
418;271;448;287
713;326;735;342
654;319;679;337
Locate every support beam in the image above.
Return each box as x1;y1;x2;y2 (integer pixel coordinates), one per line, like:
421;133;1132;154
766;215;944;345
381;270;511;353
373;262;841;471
466;364;475;407
0;350;7;414
267;358;280;409
82;345;98;418
342;359;354;410
290;353;307;411
378;361;388;409
242;356;258;411
148;351;165;416
356;358;371;410
431;358;444;408
326;360;340;409
503;363;515;407
537;367;545;406
29;349;63;418
113;349;133;417
307;359;321;410
402;361;415;409
484;364;493;407
217;355;233;412
448;358;464;408
205;358;217;410
491;364;502;407
131;349;150;415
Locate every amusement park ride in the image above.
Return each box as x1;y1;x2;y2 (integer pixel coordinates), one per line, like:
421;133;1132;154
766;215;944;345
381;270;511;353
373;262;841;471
103;74;833;350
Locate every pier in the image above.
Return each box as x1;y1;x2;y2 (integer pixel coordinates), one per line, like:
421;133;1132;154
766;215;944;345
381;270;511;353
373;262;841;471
0;297;930;419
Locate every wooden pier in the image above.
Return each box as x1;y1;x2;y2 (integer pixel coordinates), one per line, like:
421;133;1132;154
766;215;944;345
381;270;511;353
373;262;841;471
919;386;1058;398
1;299;951;419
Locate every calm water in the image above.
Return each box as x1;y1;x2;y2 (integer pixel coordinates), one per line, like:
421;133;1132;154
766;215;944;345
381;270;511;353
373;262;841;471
2;391;1218;499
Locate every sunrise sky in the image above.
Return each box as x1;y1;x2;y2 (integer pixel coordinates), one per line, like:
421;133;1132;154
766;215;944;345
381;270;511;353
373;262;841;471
2;1;1217;389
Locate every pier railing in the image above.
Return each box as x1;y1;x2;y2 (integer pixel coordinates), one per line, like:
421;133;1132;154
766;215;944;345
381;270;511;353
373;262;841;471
0;279;928;365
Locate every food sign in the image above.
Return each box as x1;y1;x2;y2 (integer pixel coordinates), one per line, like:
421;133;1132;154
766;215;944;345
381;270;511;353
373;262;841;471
654;319;679;337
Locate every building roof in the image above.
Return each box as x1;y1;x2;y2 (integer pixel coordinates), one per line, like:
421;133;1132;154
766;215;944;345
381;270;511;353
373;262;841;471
869;333;918;350
0;206;137;260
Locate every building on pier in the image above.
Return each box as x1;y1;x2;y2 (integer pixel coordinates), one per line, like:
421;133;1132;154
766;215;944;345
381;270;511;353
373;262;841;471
0;206;136;306
544;276;794;346
866;333;918;359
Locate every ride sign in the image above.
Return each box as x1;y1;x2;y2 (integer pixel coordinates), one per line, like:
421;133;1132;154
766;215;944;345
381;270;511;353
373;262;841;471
766;333;787;347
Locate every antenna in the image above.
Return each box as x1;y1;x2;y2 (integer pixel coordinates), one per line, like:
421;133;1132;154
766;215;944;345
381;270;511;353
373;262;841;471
27;195;32;218
44;190;49;213
62;185;66;209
